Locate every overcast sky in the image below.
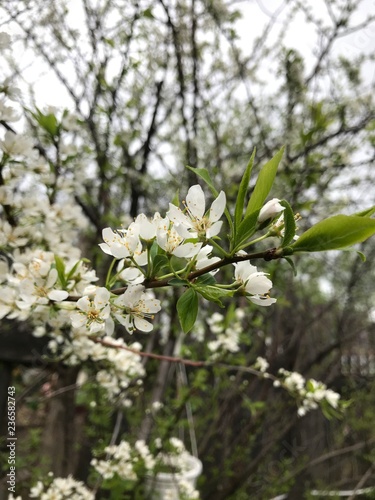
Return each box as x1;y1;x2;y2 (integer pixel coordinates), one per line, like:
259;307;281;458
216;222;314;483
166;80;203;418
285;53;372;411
3;0;373;108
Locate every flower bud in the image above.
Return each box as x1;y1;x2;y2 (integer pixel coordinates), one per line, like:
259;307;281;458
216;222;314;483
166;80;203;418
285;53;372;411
258;198;285;223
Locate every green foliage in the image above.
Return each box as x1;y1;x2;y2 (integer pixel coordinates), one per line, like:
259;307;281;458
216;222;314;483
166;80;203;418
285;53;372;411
290;215;375;253
29;108;60;138
54;255;67;287
234;148;256;228
177;287;199;333
280;200;296;247
233;147;284;250
244;147;285;219
193;284;234;307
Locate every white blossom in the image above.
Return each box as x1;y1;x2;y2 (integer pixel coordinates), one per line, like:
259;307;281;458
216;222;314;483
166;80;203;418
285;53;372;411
156;223;202;258
0;130;35;157
117;262;145;284
254;356;269;373
29;475;94;499
70;287;113;334
234;260;276;306
112;284;161;333
99;226;145;263
167;184;226;239
258;198;285;223
0;77;21;101
194;245;220;271
17;268;68;307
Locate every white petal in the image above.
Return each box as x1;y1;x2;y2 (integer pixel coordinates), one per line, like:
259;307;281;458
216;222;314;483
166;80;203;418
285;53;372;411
119;267;145;284
134;316;154;332
46;268;58;288
249;295;277;306
258;198;285;223
114;313;128;327
48;290;69;301
172;242;202;258
195;255;220;271
123;315;135;333
167;204;191;227
110;243;131;259
94;287;110;307
71;312;87;328
134;250;148;266
142;297;161;314
122;284;145;307
186;185;205;219
98;243;113;256
136;214;156;240
174;222;195;239
206;221;223;238
245;273;273;295
102;227;117;244
90;322;105;334
209;191;226;222
156;231;168;251
77;296;91;312
233;261;258;282
100;304;111;319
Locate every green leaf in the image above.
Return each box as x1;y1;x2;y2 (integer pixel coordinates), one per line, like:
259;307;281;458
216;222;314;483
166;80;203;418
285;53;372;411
113;134;123;147
194;285;234;307
194;274;217;286
54;255;67;287
177;288;198;333
355;206;375;217
234;211;259;248
148;240;159;261
291;215;375;253
234;148;256;229
142;7;154;18
170;255;187;272
36;111;59;137
170;189;180;207
244;147;285;219
283;256;297;276
168;277;188;287
280;200;296;247
357;251;366;262
151;254;169;276
186;166;219;196
103;37;115;48
66;260;81;280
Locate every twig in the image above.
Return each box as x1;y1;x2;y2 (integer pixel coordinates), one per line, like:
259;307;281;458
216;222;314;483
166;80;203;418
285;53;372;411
64;247;282;302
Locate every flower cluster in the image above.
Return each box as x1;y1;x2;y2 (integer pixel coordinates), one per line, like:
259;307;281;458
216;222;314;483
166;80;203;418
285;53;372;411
29;474;94;500
59;336;145;401
206;309;245;354
100;185;225;263
91;439;156;481
274;368;341;417
92;437;200;499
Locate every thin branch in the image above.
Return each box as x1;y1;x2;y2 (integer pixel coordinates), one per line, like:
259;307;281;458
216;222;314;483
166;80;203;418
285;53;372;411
64;247;281;302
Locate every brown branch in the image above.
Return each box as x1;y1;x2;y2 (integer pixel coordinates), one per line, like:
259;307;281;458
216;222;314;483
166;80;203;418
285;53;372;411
158;0;194;170
64;247;281;302
348;463;375;500
130;79;165;218
95;337;206;367
93;338;270;379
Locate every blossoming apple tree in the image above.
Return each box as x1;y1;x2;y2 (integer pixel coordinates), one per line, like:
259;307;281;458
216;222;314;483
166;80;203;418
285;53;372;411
1;1;375;496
